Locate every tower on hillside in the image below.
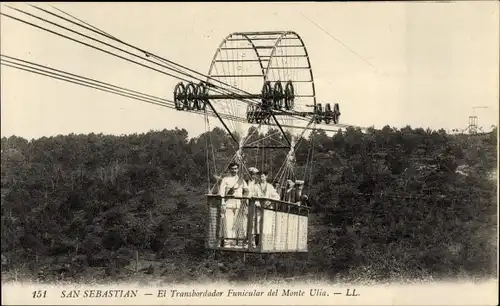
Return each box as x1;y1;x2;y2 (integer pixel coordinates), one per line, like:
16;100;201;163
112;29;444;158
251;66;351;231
460;106;489;134
467;115;479;134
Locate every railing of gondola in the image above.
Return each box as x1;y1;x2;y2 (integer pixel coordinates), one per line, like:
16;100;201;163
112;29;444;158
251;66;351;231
205;194;310;253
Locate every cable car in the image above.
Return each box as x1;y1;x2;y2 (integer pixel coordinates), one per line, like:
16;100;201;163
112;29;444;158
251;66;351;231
171;31;343;253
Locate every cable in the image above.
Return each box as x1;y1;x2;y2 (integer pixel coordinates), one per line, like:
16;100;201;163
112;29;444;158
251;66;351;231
0;57;249;124
7;4;330;133
0;5;260;130
1;54;170;105
13;4;363;129
1;55;331;133
31;4;257;97
1;61;177;111
1;5;366;136
301;12;378;72
49;4;116;40
2;4;367;134
0;8;198;86
0;9;287;130
13;4;263;107
40;2;345;128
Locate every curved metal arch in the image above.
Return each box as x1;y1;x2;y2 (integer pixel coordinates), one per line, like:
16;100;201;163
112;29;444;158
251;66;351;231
206;31;316;99
204;32;270;147
206;32;265;82
206;32;233;79
288;32;317;108
204;31;318;143
239;33;266;76
261;31;317;108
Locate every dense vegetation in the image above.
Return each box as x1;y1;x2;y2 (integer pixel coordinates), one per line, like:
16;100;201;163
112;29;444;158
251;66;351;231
1;125;497;284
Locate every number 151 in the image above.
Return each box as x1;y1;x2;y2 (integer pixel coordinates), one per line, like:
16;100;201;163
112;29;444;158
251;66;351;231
32;290;47;299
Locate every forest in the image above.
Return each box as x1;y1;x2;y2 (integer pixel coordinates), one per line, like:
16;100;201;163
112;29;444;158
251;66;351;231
1;124;497;284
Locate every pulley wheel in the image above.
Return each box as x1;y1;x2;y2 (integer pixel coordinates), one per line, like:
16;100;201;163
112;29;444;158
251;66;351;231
284;81;295;110
273;81;284;110
185;82;197;110
174;82;185;110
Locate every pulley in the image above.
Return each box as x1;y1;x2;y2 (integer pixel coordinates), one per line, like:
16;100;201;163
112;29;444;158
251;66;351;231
261;81;273;110
324;103;332;124
185;82;197;110
315;103;323;123
196;82;208;111
174;82;186;110
284;81;295;110
273;81;284;110
173;82;208;111
333;103;340;124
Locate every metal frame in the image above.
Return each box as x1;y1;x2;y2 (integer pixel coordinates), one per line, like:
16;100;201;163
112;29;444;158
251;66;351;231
202;34;318;255
206;31;317;150
205;100;239;145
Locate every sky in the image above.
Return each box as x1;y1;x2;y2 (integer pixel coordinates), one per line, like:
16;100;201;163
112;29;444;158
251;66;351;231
1;1;499;140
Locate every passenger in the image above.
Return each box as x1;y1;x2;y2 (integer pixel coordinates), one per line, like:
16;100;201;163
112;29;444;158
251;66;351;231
294;180;307;206
283;179;296;203
257;171;280;200
218;162;249;248
247;167;260;197
253;171;280;247
246;167;260;248
299;194;309;206
273;182;282;200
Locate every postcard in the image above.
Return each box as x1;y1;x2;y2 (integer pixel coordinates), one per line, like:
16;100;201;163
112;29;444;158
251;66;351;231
1;1;498;305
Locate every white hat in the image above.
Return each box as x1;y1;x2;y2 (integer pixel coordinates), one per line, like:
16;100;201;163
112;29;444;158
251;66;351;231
248;167;259;173
295;180;304;185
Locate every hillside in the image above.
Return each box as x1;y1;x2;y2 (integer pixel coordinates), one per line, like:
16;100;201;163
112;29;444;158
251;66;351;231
1;126;497;284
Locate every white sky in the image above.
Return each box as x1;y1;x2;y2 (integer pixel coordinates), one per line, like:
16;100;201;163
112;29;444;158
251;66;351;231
1;1;499;140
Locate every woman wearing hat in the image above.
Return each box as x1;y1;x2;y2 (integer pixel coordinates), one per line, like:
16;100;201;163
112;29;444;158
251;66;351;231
252;171;280;247
247;167;260;197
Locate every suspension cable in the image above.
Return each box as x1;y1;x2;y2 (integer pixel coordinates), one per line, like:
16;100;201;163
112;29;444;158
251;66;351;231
29;4;257;97
6;4;263;108
0;56;247;124
3;4;357;128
